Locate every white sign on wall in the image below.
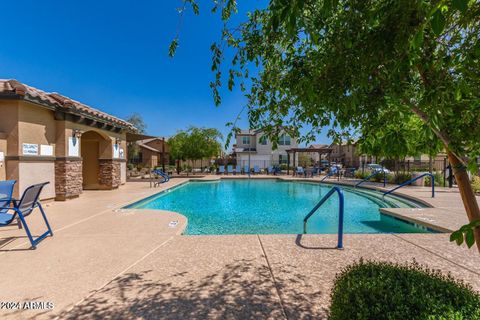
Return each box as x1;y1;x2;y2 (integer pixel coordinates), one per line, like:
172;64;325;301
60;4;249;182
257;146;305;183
68;137;80;157
22;143;38;155
113;144;120;158
0;152;4;161
40;144;54;156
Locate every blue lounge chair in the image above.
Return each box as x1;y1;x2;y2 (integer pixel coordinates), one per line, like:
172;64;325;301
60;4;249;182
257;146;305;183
0;180;16;224
244;165;250;174
267;166;274;175
219;165;225;175
235;165;241;175
227;165;234;175
296;166;305;177
254;165;260;174
0;182;53;249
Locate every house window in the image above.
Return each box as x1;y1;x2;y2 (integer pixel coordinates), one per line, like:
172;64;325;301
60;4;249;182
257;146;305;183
242;136;250;145
279;154;288;164
279;134;291;146
259;136;268;145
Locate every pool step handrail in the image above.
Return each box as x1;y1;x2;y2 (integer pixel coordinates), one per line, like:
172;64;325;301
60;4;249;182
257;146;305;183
303;186;345;249
383;172;434;198
320;171;334;182
152;169;170;186
355;170;386;188
320;166;339;182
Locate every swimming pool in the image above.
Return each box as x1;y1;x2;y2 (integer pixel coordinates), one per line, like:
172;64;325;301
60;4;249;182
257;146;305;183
127;179;431;235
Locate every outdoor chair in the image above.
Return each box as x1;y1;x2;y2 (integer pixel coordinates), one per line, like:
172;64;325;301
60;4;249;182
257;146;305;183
254;165;260;174
244;165;250;174
0;180;16;213
227;165;234;175
218;165;225;174
0;182;53;249
296;166;305;177
267;166;274;175
235;165;241;175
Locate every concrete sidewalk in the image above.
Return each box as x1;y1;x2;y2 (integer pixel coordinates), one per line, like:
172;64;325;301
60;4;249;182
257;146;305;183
0;178;479;319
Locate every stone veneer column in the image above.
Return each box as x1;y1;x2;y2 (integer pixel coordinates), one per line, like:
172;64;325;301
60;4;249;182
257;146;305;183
55;158;83;200
98;159;121;189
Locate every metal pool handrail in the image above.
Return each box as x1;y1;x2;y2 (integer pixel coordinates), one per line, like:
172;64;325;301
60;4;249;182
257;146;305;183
383;172;435;198
303;186;345;249
320;166;340;182
355;170;386;188
320;171;334;182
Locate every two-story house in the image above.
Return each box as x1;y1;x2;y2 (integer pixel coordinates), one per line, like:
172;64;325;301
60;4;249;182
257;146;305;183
233;129;298;168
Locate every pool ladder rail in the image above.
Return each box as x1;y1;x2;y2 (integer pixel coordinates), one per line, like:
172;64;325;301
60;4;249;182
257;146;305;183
383;172;435;198
303;186;345;249
355;170;387;188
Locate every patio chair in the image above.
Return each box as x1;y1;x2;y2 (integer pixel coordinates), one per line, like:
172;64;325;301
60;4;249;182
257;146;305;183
296;166;305;177
0;180;16;213
267;166;274;175
227;165;234;175
254;165;260;174
0;180;17;226
0;182;53;249
244;165;250;175
235;165;241;175
219;165;225;175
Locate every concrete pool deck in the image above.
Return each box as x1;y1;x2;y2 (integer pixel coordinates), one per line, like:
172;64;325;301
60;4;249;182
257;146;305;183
0;176;479;319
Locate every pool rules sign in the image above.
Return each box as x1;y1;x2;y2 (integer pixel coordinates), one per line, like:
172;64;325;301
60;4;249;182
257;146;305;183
22;143;39;156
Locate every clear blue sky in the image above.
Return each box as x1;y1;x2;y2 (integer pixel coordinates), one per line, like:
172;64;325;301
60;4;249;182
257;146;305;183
0;0;330;148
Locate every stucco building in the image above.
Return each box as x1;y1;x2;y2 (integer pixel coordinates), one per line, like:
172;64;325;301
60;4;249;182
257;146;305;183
329;142;361;167
0;80;136;200
129;137;170;168
233;129;298;168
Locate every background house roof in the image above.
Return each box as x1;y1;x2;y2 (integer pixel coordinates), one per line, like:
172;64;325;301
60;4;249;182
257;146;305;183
309;144;329;149
136;137;168;153
0;79;136;131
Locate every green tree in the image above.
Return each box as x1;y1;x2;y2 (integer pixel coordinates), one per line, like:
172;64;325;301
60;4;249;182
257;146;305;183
168;127;223;174
168;130;189;174
125;113;147;134
172;0;480;250
357;113;443;173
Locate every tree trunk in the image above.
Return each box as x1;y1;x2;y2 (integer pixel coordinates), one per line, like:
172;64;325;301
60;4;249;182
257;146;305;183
448;151;480;252
176;159;180;175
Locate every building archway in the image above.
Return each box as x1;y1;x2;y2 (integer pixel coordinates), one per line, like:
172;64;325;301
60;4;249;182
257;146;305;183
80;130;111;189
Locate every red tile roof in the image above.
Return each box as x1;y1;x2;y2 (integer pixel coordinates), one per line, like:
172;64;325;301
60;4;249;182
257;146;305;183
0;79;136;131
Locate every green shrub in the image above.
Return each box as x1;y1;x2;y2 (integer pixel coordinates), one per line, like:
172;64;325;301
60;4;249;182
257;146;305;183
279;164;292;171
354;170;369;179
472;176;480;194
394;172;412;184
329;259;480;320
354;170;384;182
425;171;445;187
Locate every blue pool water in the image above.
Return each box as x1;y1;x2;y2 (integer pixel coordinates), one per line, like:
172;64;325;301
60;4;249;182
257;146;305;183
127;179;430;235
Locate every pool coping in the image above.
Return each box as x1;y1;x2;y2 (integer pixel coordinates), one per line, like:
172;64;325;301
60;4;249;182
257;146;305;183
125;176;456;234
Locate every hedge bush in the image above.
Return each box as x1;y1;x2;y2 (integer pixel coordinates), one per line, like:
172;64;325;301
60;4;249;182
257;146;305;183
329;260;480;320
424;171;445;187
471;176;480;194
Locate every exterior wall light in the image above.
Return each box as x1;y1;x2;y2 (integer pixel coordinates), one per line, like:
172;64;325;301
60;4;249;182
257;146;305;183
72;129;83;138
